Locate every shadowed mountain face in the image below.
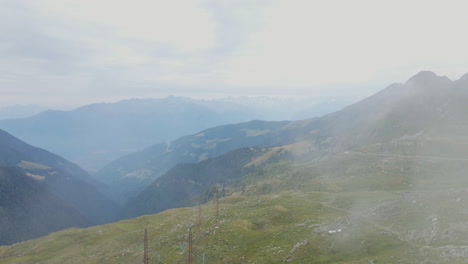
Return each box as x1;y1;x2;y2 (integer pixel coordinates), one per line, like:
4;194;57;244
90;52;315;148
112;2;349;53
0;166;91;245
123;147;272;218
95;120;293;203
0;129;119;229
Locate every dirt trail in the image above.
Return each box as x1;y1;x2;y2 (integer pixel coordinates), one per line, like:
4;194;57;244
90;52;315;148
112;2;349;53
352;151;468;162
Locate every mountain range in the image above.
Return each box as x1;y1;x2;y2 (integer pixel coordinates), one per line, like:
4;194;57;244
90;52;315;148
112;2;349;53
0;96;353;172
2;71;468;262
100;71;468;212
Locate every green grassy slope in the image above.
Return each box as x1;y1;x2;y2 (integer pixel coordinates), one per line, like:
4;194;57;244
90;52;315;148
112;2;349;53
2;188;466;263
0;191;422;264
3;139;468;263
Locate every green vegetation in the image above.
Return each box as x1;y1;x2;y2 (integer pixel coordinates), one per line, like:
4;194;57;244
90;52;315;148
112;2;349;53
3;141;468;263
3;185;466;263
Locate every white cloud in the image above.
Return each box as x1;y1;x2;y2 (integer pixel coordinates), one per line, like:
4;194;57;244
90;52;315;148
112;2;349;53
32;0;216;53
219;0;468;88
1;0;468;106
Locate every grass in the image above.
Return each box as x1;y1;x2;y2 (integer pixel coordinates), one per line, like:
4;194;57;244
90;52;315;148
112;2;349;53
0;188;450;264
3;142;468;263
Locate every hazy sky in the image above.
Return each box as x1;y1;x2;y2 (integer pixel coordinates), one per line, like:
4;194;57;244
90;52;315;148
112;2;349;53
1;0;468;106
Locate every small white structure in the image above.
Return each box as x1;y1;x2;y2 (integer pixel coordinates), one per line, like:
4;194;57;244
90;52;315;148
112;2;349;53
328;229;343;235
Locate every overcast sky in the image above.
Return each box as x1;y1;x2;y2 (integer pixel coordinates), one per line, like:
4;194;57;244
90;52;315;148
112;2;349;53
1;0;468;107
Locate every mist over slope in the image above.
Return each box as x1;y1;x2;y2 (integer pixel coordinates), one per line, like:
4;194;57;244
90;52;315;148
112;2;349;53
100;71;468;207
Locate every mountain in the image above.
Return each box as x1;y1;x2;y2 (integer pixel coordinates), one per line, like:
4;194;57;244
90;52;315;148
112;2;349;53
0;96;352;172
0;97;250;172
0;166;91;245
115;71;468;214
266;71;468;152
97;71;468;206
0;129;119;227
95;120;292;203
2;71;468;262
311;71;461;148
123;147;281;218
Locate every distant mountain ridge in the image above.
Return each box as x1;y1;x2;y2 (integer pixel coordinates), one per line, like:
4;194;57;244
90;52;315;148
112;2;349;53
0;96;251;171
0;96;353;171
